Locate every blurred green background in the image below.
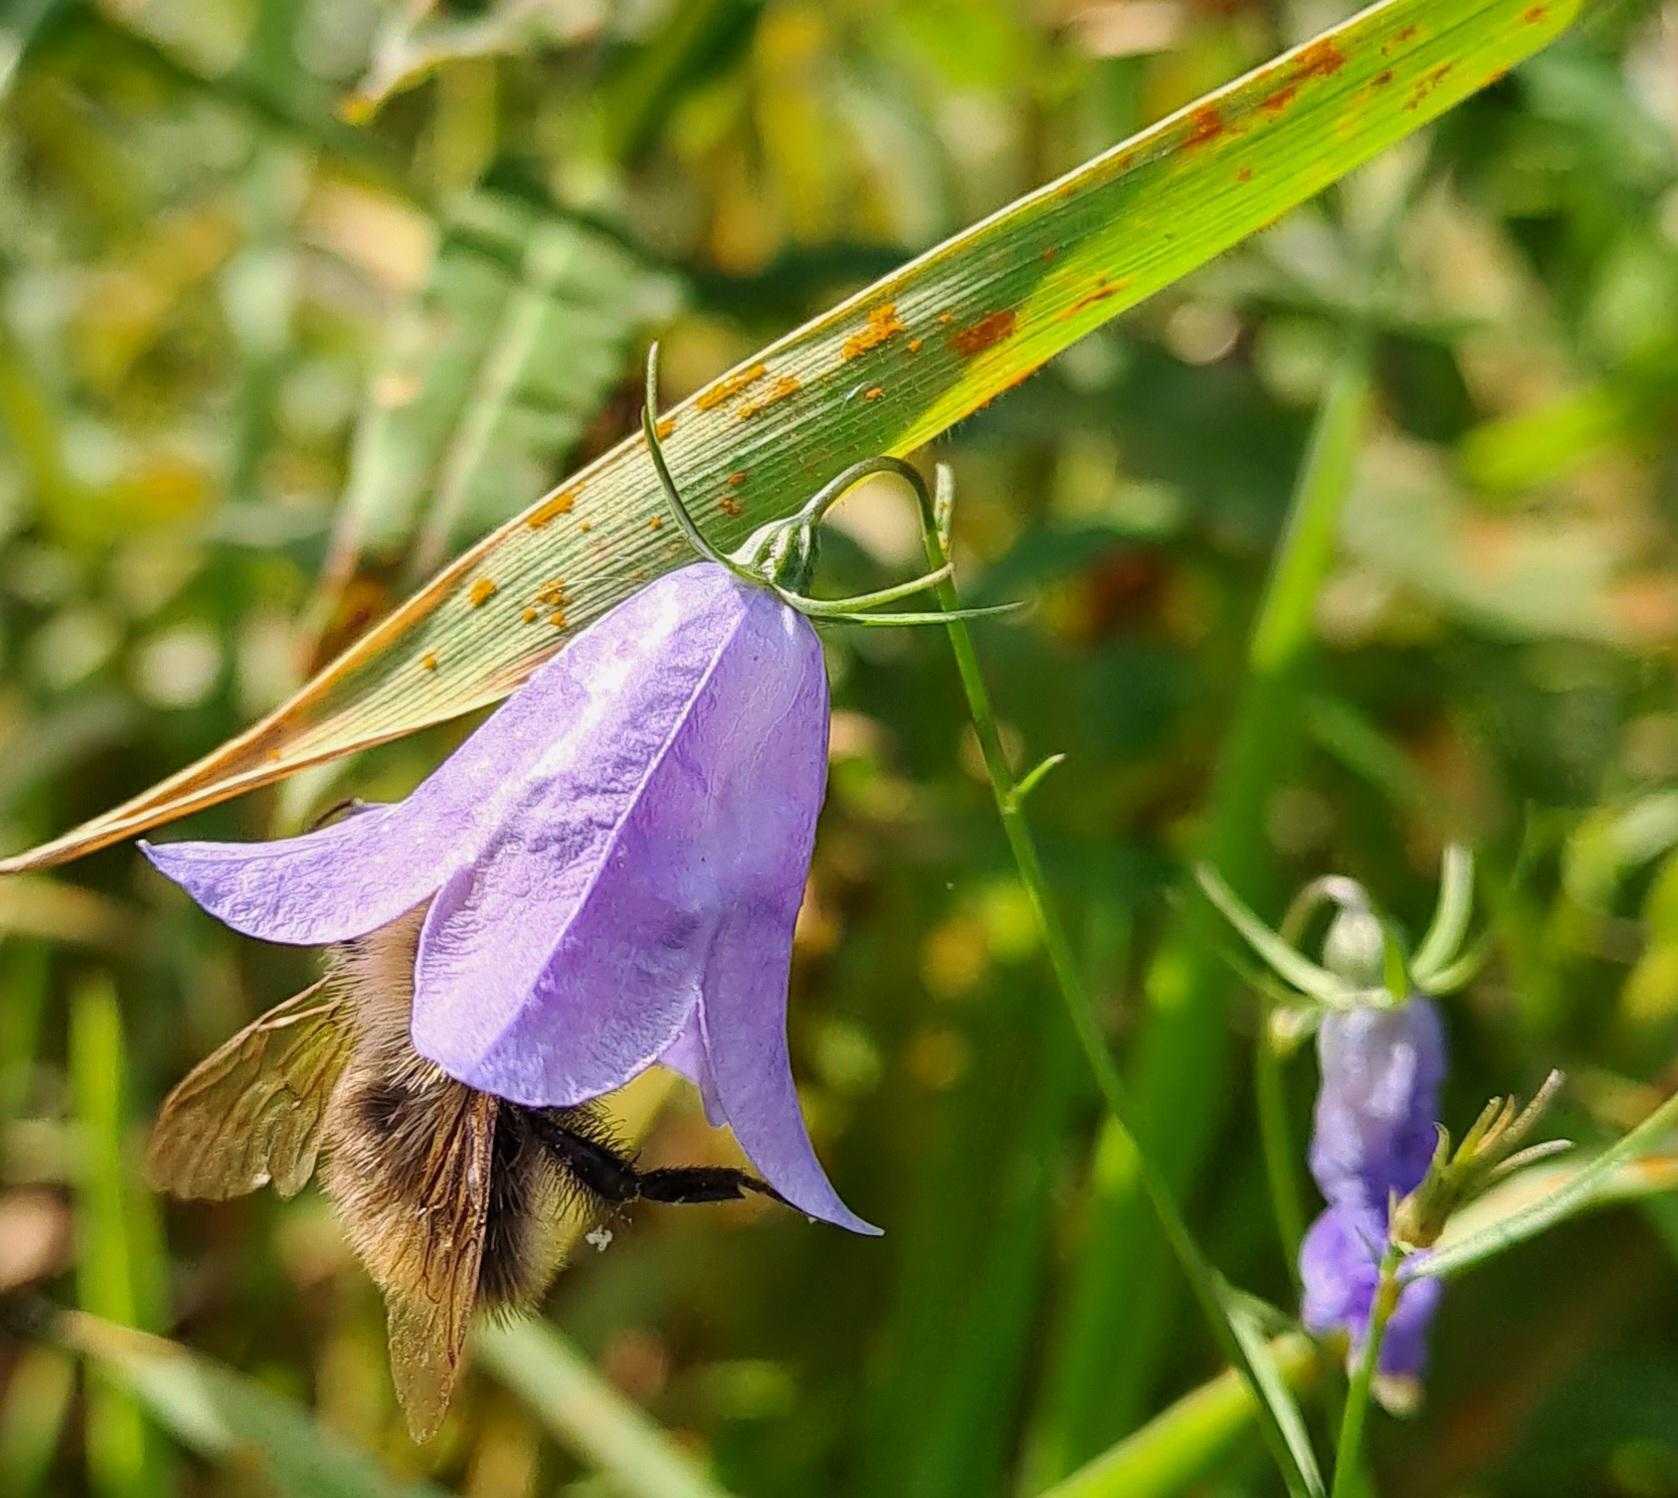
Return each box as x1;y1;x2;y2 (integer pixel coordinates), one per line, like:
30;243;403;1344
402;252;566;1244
2;0;1677;1494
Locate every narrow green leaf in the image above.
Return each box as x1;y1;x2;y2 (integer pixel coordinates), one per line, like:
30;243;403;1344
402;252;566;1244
1222;1289;1325;1496
0;0;1586;871
476;1320;735;1498
70;975;170;1498
1195;866;1356;1008
54;1312;443;1498
1039;1335;1318;1498
1410;844;1473;987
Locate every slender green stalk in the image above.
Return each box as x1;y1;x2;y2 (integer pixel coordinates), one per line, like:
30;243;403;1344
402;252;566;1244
915;476;1318;1498
1328;1244;1403;1498
1029;347;1372;1479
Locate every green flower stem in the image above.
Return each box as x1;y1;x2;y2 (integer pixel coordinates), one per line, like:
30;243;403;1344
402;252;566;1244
1328;1243;1403;1498
1030;345;1373;1479
915;475;1316;1498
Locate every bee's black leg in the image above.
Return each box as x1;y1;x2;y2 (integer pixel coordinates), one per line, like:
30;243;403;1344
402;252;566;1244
524;1110;786;1211
527;1113;643;1203
638;1167;787;1207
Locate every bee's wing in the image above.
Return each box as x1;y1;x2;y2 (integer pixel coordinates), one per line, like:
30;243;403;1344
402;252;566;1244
383;1086;496;1444
147;979;352;1200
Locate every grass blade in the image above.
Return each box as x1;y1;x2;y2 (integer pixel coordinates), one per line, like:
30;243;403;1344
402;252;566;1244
51;1311;444;1498
0;0;1585;872
69;974;170;1498
1039;1335;1318;1498
476;1320;735;1498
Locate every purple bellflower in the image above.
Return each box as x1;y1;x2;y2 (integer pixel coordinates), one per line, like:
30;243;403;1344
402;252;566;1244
1203;852;1500;1395
142;561;876;1233
142;348;1014;1241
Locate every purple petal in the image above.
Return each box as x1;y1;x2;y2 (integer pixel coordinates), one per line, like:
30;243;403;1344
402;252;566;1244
659;1010;726;1127
1380;1266;1443;1379
409;570;831;1114
1309;996;1446;1207
139;576;718;946
698;901;880;1235
1299;1204;1440;1379
1300;1203;1383;1336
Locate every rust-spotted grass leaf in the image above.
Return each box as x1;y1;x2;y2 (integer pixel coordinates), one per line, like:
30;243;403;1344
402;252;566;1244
1;0;1583;872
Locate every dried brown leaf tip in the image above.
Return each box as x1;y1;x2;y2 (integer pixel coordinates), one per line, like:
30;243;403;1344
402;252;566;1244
841;302;905;360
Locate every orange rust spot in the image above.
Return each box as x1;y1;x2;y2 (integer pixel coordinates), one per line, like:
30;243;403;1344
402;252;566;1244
936;311;956;325
528;487;578;528
534;578;567;606
467;577;497;608
840;302;905;360
1395;23;1418;42
578;519;593;533
1262;83;1300;114
521;607;539;624
1184;106;1224;148
696;362;767;411
1523;3;1547;18
1041;246;1057;262
1372;68;1395;87
655;415;677;439
549;611;569;629
1065;278;1126;318
1294;38;1346;80
1236;166;1254;183
719;496;743;518
907;337;924;353
648;515;665;531
420;651;439;672
726;471;747;487
950;309;1017;357
736;374;801;420
863;385;885;401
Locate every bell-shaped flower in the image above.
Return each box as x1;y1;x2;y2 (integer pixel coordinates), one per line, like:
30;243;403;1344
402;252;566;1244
1301;991;1447;1392
143;561;876;1234
141;350;1022;1243
1309;995;1446;1211
1300;1202;1442;1385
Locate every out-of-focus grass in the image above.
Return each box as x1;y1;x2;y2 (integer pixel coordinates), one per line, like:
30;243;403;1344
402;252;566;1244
2;2;1678;1496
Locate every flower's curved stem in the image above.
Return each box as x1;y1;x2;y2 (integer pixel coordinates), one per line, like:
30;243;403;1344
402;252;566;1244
641;350;1004;623
785;566;953;616
910;460;1320;1498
